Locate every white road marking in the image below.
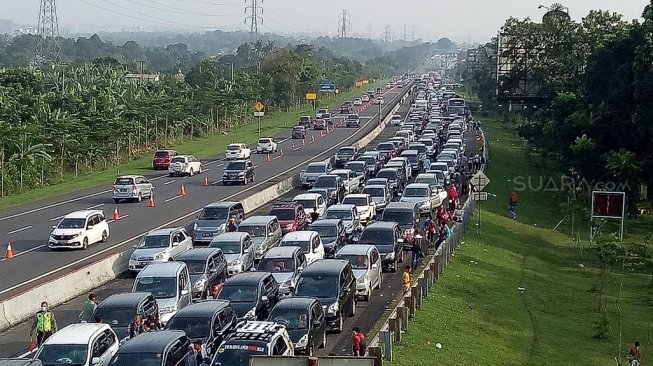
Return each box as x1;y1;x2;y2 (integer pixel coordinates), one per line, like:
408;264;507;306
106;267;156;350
107;214;130;224
164;180;177;185
18;350;35;358
0;245;46;262
49;215;65;222
211;179;223;185
85;204;104;210
203;169;210;172
164;195;182;203
6;226;33;235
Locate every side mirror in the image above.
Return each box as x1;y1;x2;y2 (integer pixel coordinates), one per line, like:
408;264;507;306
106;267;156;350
172;241;179;246
87;224;94;230
397;239;404;243
372;263;378;268
181;289;189;296
52;225;57;229
261;295;269;302
297;266;304;272
91;357;101;365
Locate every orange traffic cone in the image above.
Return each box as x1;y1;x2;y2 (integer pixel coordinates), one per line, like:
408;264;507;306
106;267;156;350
291;144;296;151
148;193;156;207
112;207;120;221
4;242;14;259
203;177;210;187
180;184;187;196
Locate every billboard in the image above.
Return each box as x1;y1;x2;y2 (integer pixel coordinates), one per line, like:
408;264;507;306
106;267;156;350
591;191;625;219
319;80;337;91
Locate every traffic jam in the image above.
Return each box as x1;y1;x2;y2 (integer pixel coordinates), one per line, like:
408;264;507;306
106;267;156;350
32;73;477;366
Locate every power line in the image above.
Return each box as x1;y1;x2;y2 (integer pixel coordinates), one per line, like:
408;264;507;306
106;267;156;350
129;0;239;17
245;0;263;41
35;0;61;67
338;9;350;38
402;24;407;41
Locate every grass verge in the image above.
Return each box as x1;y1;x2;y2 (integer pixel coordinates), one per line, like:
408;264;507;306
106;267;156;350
0;82;384;209
389;120;653;365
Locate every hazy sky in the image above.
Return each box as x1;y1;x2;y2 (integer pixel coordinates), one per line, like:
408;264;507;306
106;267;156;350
4;0;650;42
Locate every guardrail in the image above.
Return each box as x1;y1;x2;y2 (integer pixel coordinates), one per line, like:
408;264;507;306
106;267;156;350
366;126;488;363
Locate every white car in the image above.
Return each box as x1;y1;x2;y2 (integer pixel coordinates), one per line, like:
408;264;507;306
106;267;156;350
129;228;193;272
353;98;363;106
49;210;109;250
225;143;252;160
400;183;438;214
279;231;325;265
391;114;403;126
342;193;376;223
375;97;385;105
330;169;362;194
293;193;327;219
361;95;370;102
256;138;278;154
335;244;382;301
168;155;202;177
34;323;120;366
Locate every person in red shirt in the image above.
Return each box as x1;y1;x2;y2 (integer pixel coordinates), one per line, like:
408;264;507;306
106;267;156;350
629;341;641;365
351;327;365;356
447;185;459;211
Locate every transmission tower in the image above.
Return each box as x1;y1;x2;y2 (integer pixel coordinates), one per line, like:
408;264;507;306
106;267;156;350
245;0;263;41
338;10;350;38
34;0;61;67
402;24;408;41
410;26;416;41
383;25;391;43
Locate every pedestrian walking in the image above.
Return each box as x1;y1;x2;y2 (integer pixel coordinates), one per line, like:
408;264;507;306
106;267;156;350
128;314;144;339
30;301;57;347
184;344;198;366
351;327;366;356
310;207;320;223
422;157;431;172
411;239;423;269
79;293;98;323
226;218;238;232
402;266;412;293
508;191;519;219
629;341;641;366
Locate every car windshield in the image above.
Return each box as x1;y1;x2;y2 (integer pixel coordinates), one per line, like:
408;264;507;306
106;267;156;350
404;187;428;198
360;229;395;252
295;275;338;298
415;177;437;186
109;353;162;366
133;276;177;299
114;177;134;185
345;163;365;172
281;240;310;253
313;177;335;188
170;157;185;163
338;254;369;269
347;115;358;120
269;308;310;330
338;148;355;155
404;155;418;163
37;344;88;365
377;171;397;181
227;145;242;151
420;140;434;146
237;225;266;238
378;143;394;151
199;207;229;220
343;197;368;206
179;260;206;275
94;307;134;328
258;139;271;144
305;165;326;173
209;240;241;254
137;234;170;249
226;162;246;170
334;172;348;180
311;225;337;238
258;257;295;272
410;146;426;154
362;187;384;197
295;199;315;209
219;285;257;302
166;316;210;339
325;210;352;220
57;218;86;229
359;157;375;165
213;347;267;366
154;151;170;158
382;211;413;226
269;208;296;221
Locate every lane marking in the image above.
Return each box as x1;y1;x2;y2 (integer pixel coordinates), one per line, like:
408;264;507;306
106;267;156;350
49;215;65;222
211;179;223;185
0;245;46;262
164;180;177;185
203;169;211;172
107;214;130;224
0;87;409;297
164;195;182;203
6;226;33;235
85;204;104;210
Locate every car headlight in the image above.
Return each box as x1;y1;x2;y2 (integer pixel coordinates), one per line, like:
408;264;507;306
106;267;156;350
154;252;168;260
244;307;257;320
357;276;367;284
71;232;81;238
130;253;137;261
160;305;177;314
229;259;241;266
193;223;198;231
327;302;339;314
296;334;309;348
238;172;245;176
194;278;207;290
386;252;395;260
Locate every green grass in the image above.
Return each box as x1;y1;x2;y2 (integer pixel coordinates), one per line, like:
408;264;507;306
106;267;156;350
389;120;653;366
0;82;385;209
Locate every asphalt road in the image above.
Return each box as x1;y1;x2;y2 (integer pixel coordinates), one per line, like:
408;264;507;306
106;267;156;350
0;85;410;301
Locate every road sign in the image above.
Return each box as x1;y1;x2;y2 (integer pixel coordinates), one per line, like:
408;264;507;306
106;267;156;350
472;191;488;201
254;111;264;117
362;79;369;85
355;81;363;87
318;80;337;92
472;171;490;191
254;101;265;112
305;92;317;100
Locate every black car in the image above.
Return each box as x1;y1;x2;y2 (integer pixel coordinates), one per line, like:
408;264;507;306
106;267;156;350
109;330;192;366
165;300;237;355
298;115;311;125
92;292;159;342
268;297;326;356
312;175;346;204
217;272;279;321
376;168;403;194
174;248;228;299
334;146;359;168
358;222;404;272
381;202;421;250
309;219;346;258
292;126;308;139
294;259;356;333
223;160;255;185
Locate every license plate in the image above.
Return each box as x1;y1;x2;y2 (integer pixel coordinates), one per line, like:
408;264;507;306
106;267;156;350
202;233;213;237
139;262;150;266
120;189;127;192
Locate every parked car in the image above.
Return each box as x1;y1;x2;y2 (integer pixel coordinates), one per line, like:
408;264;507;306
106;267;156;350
335;244;382;301
209;322;294;365
92;292;159;342
294;260;357;333
108;330;192;366
129;228;193;272
225;143;252;160
49;210;109;250
257;246;307;298
312;175;346;203
323;204;359;237
34;323;119;366
193;202;245;246
308;219;346;259
132;262;192;325
209;232;255;276
256;138;278;153
152;150;178;170
217;272;279;320
292;126;308;139
293;193;327;219
267;297;326;356
279;231;325;265
222;159;255;185
168;155;202;177
358;222;404;272
174;248;228;299
342;193;376;223
269;202;309;235
112;175;154;203
236;216;283;260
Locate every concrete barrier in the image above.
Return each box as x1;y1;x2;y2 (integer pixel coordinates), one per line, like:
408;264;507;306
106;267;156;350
0;90;407;333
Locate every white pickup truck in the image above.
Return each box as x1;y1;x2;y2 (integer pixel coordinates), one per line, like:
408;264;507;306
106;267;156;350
331;169;362;194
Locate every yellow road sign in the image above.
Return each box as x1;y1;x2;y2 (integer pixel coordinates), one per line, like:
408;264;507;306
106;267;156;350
305;92;317;100
355;81;363;87
362;79;369;85
255;101;265;112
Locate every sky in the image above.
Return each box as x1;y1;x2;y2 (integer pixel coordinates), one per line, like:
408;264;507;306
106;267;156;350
4;0;651;42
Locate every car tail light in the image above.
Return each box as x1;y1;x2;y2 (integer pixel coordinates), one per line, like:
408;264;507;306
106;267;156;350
132;183;137;190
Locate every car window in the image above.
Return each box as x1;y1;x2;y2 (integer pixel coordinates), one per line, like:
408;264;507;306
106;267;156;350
273;337;288;355
312;237;319;250
92;333;106;357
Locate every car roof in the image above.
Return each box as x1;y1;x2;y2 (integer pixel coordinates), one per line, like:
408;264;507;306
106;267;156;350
384;202;418;210
174;248;222;261
405;183;430;189
43;323;112;345
262;246;301;258
224;271;271;285
145;228;176;236
365;221;398;229
272;297;317;310
307;162;328;167
203;201;240;208
240;216;277;225
330;169;352;174
226;159;249;163
309;219;342;227
117;330;186;353
293;193;321;201
174;155;194;159
137;262;186;277
401;150;419;155
63;210;102;219
336;244;375;255
228;143;246;147
213;232;249;241
327;204;356;211
97;292;152;308
170;300;231;318
282;231;317;241
363;185;387;190
344;194;369;199
301;259;348;275
115;175;142;180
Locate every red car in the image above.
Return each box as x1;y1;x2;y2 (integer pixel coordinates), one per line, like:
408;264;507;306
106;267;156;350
152;150;178;170
269;202;308;234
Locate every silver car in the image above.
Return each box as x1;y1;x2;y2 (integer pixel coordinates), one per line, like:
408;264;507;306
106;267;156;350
112;175;154;203
209;232;255;276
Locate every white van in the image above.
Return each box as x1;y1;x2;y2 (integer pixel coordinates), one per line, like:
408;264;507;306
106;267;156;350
34;323;119;366
132;262;192;325
279;231;324;264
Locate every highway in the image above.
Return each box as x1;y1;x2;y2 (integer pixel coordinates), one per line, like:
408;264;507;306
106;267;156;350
0;84;409;302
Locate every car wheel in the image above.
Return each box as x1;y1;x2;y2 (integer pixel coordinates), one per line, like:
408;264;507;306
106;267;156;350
350;297;356;316
335;312;344;334
101;230;108;243
189;168;194;177
168;173;174;177
319;329;327;348
136;192;142;203
198;166;202;174
82;237;89;250
377;274;382;289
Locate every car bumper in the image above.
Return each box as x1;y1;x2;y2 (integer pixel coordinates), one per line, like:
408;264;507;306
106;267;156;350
382;258;397;270
356;283;369;297
112;191;138;199
225;154;245;159
227;264;245;276
48;239;84;249
223;176;246;183
256;147;274;153
168;170;187;176
152;163;169;170
325;313;343;330
129;259;165;272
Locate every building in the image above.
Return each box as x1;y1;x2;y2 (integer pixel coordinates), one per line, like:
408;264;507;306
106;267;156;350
124;73;160;83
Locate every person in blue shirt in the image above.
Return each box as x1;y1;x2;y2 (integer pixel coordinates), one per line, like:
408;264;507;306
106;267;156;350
422;158;431;172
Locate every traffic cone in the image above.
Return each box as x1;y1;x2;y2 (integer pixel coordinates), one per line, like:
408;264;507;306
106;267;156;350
203;177;210;187
279;148;284;157
180;184;186;196
302;139;305;146
266;154;272;162
311;135;315;143
148;193;156;207
112;207;120;221
291;144;296;151
4;242;14;260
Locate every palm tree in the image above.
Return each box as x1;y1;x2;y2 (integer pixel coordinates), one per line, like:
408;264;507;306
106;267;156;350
8;132;53;190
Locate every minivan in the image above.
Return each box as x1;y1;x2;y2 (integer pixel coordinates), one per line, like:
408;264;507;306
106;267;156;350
294;259;356;333
308;219;346;258
209;232;255;276
218;271;279;320
193;202;245;245
323;204;359;237
267;297;326;356
335;244;382;301
108;330;192;366
358;222;405;272
236;216;282;260
381;202;421;250
132;262;192;325
92;292;159;342
35;323;119;366
280;231;325;265
174;248;228;299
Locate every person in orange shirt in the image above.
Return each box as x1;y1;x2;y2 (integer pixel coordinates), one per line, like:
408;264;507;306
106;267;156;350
402;266;411;293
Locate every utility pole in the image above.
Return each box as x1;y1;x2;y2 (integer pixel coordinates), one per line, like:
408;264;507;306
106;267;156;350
383;25;391;43
34;0;61;68
338;9;350;38
245;0;263;42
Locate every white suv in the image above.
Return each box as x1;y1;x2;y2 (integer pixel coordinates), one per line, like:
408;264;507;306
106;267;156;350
49;210;110;250
256;138;278;153
34;323;119;366
225;143;252;160
342;193;376;222
168;155;202;177
129;228;193;272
